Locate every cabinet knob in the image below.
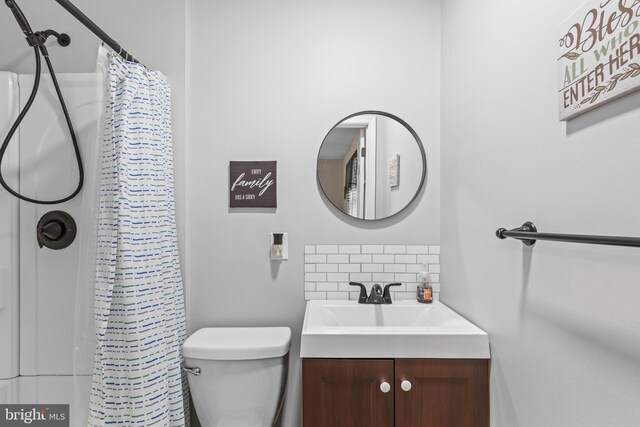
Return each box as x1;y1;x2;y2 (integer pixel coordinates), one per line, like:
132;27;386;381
401;380;412;392
380;381;391;393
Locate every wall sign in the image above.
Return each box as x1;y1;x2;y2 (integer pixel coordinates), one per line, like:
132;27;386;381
389;154;400;188
558;0;640;120
229;161;277;208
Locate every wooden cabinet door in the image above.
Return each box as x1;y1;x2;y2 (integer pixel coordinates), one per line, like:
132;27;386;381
303;359;394;427
395;359;489;427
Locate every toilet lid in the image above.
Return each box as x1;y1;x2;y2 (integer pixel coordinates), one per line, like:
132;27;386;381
183;327;292;360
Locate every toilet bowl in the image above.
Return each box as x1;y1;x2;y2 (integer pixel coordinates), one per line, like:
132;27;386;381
183;327;292;427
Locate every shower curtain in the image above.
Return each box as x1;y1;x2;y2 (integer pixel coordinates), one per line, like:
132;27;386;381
86;46;189;427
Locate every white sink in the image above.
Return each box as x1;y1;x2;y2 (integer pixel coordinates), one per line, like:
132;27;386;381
300;300;490;359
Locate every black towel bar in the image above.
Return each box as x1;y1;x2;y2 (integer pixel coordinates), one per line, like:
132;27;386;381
496;221;640;248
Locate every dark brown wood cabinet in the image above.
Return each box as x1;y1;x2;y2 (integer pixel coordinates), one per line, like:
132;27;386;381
303;358;489;427
394;359;489;427
303;359;394;427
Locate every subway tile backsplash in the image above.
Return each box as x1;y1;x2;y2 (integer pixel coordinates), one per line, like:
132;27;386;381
304;244;440;301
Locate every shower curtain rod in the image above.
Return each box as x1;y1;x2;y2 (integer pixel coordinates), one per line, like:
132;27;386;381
52;0;139;63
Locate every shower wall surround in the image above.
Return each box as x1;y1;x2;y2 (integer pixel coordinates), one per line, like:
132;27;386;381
304;244;440;301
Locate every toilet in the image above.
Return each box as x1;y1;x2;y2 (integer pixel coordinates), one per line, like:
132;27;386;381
183;327;292;427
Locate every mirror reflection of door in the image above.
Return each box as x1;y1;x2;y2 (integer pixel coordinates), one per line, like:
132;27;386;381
317;112;426;221
318;115;378;219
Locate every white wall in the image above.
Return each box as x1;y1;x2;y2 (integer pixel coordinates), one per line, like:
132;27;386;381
0;0;188;273
187;0;441;425
441;1;640;426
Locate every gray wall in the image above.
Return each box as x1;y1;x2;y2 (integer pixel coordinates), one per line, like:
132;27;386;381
441;1;640;426
186;0;441;425
0;0;188;273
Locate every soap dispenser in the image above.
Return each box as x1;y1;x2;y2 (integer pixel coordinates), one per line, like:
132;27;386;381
416;263;433;304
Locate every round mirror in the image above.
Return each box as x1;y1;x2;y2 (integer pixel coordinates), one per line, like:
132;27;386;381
317;111;426;220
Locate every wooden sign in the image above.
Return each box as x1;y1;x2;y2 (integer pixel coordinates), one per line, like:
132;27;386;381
229;161;277;208
558;0;640;120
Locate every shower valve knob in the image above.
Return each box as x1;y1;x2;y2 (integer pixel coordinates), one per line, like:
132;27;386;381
36;210;76;250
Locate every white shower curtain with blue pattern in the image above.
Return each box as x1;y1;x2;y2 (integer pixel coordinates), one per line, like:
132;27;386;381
87;46;189;427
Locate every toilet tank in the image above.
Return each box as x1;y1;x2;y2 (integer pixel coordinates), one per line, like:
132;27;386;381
183;327;291;427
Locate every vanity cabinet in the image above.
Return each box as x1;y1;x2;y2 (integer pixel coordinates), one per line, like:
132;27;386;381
302;358;489;427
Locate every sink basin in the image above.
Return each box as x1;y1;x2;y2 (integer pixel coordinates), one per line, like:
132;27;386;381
300;300;490;359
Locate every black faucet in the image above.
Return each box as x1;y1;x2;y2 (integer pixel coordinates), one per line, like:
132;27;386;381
349;282;402;304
